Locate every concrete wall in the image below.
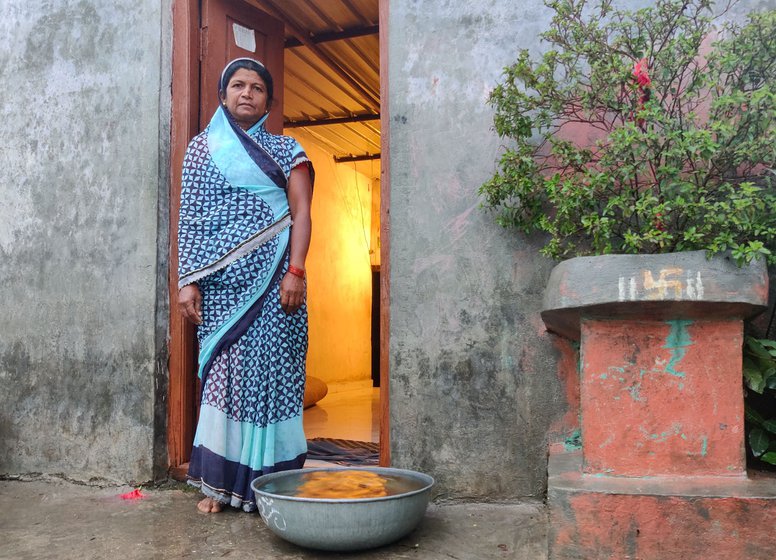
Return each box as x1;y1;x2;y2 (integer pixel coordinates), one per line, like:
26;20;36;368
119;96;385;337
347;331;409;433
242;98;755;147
387;0;565;499
0;0;170;484
290;129;374;388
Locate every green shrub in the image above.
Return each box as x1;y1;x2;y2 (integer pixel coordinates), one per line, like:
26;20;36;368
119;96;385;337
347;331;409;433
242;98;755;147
480;0;776;266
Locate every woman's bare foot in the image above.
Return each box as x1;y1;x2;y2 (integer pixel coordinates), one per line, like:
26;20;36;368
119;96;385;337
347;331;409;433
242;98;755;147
197;497;223;513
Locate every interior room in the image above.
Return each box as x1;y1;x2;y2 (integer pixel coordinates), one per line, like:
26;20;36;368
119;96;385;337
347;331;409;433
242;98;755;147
253;0;382;446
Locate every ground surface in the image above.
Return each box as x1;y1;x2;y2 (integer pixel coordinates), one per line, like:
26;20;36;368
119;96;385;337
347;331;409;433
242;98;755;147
0;478;548;560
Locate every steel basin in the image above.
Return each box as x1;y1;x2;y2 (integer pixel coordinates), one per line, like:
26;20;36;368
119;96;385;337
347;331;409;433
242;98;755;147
251;466;434;552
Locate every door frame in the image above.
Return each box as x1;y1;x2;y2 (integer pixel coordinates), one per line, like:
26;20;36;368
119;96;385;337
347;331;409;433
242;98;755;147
167;0;200;478
167;0;391;473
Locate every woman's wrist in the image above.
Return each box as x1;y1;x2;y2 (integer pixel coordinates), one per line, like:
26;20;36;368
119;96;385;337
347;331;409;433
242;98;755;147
287;264;305;278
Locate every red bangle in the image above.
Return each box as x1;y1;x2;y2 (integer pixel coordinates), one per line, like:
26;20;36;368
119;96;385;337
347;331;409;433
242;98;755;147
288;265;305;278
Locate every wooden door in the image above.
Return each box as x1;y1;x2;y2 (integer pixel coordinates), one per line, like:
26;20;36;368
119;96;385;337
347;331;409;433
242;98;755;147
200;0;285;133
168;0;285;479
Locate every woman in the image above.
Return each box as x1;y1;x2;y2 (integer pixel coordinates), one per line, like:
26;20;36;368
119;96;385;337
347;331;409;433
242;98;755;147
177;58;314;513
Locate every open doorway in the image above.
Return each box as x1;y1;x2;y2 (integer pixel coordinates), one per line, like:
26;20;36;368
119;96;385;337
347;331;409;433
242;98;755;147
167;0;388;478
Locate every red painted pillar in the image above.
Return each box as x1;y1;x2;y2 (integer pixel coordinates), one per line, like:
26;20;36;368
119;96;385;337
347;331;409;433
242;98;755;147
541;251;776;560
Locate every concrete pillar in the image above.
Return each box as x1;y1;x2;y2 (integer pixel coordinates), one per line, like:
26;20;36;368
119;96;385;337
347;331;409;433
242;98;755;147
541;251;776;559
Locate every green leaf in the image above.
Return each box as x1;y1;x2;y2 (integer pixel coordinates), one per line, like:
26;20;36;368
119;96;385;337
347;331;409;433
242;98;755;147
749;428;770;457
746;405;765;426
746;339;773;361
761;452;776;465
743;366;765;393
762;419;776;435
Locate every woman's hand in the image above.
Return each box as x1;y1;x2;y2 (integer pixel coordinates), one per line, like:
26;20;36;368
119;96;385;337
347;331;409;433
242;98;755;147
178;284;203;324
280;272;306;314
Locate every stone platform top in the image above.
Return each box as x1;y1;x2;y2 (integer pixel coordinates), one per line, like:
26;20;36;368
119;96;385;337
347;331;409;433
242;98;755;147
541;251;768;340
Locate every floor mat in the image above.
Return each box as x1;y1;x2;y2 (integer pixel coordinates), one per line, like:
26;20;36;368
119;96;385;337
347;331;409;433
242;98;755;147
306;438;379;466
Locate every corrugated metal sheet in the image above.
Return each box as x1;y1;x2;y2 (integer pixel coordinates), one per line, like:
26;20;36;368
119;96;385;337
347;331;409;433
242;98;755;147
247;0;380;175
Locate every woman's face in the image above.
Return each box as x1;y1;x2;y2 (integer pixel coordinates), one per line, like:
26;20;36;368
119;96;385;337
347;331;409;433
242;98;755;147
220;68;269;129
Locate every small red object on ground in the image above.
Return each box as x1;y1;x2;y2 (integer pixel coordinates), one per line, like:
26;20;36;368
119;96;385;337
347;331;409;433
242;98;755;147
120;488;144;500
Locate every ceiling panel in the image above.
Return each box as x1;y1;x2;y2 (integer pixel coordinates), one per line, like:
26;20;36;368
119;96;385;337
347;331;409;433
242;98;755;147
247;0;381;178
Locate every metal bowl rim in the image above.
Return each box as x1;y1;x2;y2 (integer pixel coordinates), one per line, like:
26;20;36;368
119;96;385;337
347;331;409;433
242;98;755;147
251;466;435;504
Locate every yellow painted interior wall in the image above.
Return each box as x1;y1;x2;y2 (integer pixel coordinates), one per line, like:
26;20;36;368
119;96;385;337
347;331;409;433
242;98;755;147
286;129;376;388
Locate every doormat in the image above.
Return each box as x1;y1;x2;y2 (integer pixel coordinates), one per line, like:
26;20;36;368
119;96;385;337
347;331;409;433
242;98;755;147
306;438;379;466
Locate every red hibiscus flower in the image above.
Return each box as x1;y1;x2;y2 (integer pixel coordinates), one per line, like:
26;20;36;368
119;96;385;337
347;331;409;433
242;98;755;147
632;58;651;88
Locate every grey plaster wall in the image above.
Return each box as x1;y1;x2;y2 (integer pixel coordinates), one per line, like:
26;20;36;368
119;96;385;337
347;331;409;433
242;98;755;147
387;0;773;500
387;0;564;500
0;0;170;484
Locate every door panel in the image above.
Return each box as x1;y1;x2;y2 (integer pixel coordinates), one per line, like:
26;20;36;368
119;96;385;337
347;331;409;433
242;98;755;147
201;0;285;133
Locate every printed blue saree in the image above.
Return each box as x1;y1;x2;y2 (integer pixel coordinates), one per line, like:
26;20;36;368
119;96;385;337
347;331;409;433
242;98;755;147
178;106;312;511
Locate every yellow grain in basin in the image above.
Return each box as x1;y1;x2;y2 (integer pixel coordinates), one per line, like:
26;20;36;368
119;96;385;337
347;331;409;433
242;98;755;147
296;470;389;499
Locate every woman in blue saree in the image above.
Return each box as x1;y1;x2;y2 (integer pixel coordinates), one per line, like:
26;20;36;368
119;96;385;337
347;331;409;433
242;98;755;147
177;58;313;513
